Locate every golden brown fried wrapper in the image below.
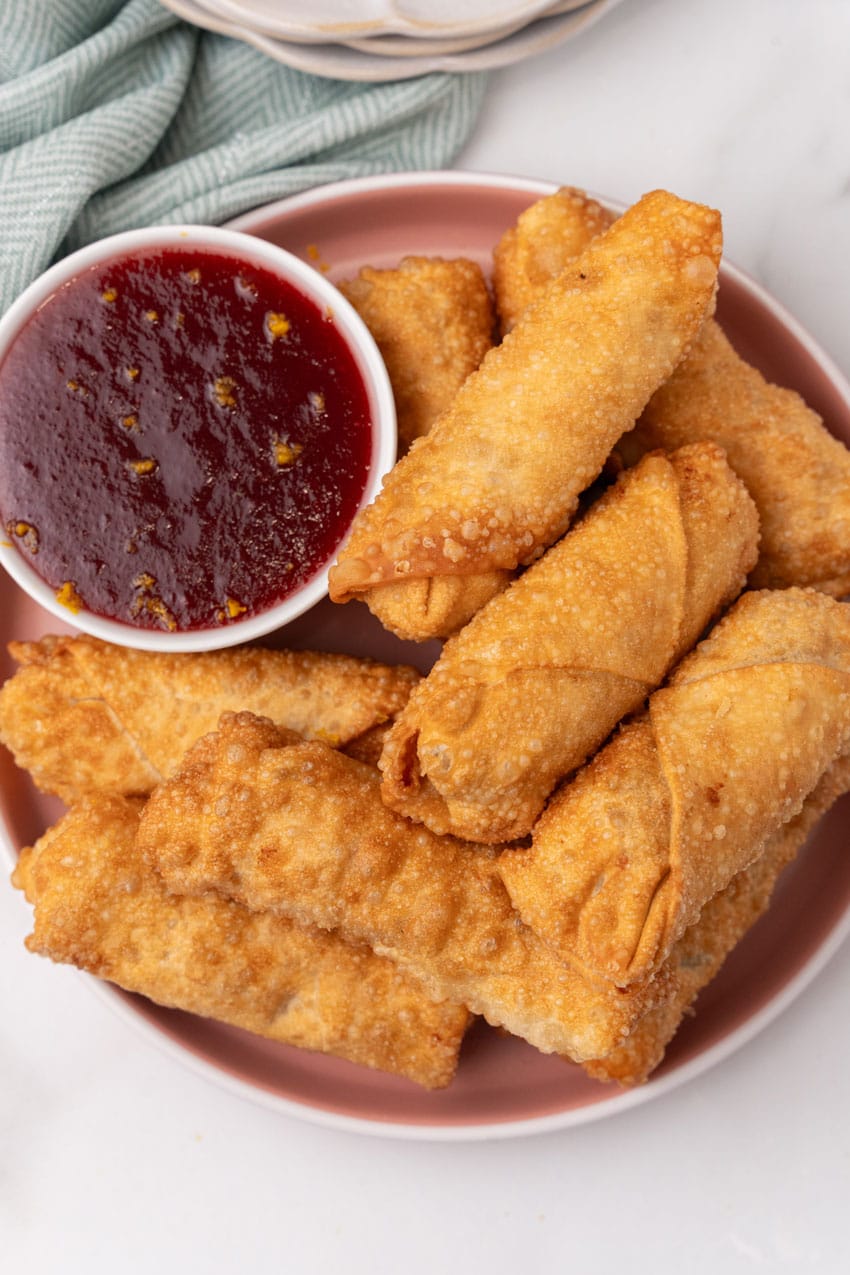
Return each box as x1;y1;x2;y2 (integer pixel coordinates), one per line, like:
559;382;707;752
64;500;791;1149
490;190;850;598
499;589;850;988
584;755;850;1085
329;189;723;641
492;186;614;335
628;320;850;595
339;256;494;449
136;712;670;1063
361;572;514;646
380;443;758;843
12;795;469;1089
0;634;418;804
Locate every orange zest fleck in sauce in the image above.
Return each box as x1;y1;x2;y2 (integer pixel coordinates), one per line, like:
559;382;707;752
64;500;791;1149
6;520;39;553
213;376;238;409
56;581;84;613
266;312;291;340
216;597;248;623
273;438;303;467
127;457;157;475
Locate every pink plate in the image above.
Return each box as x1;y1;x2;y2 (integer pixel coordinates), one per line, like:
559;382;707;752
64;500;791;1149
4;171;850;1139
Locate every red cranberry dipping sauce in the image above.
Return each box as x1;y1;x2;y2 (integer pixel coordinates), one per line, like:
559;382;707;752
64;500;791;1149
0;232;389;643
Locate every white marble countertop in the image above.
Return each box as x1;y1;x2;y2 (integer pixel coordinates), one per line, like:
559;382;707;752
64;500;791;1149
3;1;850;1271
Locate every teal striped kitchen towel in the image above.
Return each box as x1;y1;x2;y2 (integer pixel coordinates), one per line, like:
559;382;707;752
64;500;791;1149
0;0;487;312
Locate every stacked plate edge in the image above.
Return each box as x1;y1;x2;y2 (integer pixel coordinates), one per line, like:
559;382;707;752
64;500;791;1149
159;0;626;81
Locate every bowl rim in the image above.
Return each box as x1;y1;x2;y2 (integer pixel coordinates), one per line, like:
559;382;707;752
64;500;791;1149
0;222;397;653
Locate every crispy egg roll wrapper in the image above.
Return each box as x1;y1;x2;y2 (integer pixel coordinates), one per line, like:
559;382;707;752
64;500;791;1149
339;256;495;449
499;589;850;988
0;634;418;804
363;572;514;646
627;319;850;595
136;712;671;1063
492;186;615;335
583;755;850;1085
380;442;759;843
329;190;722;640
12;796;469;1088
495;191;850;597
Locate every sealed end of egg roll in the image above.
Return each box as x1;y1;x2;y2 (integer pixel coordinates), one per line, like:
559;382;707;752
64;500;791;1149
135;712;669;1063
499;589;850;988
380;442;759;843
13;796;470;1089
583;754;850;1085
329;189;723;641
362;571;514;646
0;634;418;804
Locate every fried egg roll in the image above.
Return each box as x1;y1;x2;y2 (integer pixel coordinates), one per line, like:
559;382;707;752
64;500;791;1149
0;634;418;804
583;755;850;1085
136;712;670;1063
492;190;850;598
12;796;469;1089
339;256;494;449
380;442;758;843
499;589;850;988
329;189;722;641
492;186;614;335
630;319;850;595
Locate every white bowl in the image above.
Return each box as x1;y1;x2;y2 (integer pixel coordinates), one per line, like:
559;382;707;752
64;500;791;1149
0;224;396;652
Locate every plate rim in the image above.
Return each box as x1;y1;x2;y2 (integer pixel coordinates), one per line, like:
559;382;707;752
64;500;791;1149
72;912;850;1140
4;168;850;1140
193;0;558;43
158;0;616;81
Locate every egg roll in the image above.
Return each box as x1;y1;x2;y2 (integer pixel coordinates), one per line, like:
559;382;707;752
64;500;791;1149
339;256;494;449
627;319;850;595
499;589;850;988
380;442;759;843
12;795;470;1089
0;634;418;804
329;189;723;641
491;188;850;598
584;754;850;1085
135;711;671;1063
492;186;614;335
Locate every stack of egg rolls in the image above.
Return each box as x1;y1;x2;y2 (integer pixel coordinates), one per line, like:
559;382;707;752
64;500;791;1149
380;442;758;842
13;795;470;1089
490;186;850;598
499;589;850;990
134;712;669;1063
3;641;475;1089
329;189;723;640
6;181;850;1095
